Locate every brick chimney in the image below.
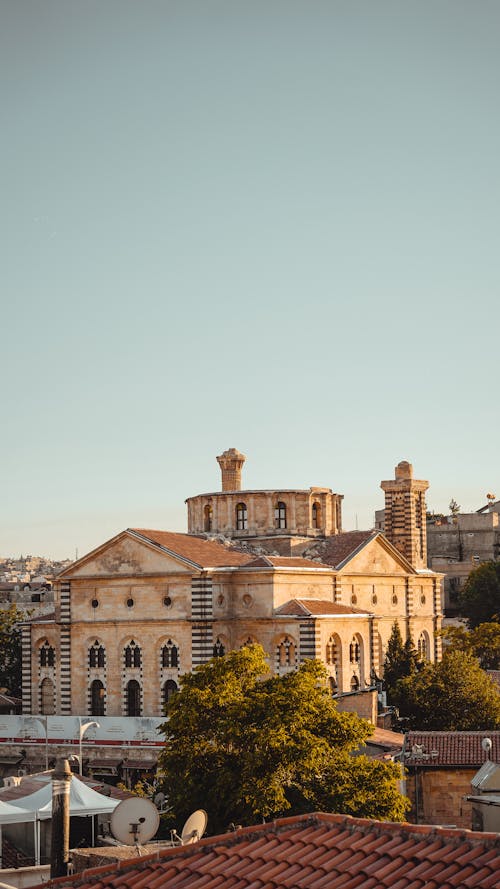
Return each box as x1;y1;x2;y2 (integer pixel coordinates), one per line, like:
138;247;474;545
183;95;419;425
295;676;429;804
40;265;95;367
216;448;246;491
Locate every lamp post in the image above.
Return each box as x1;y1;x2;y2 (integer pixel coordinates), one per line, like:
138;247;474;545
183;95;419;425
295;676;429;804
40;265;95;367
78;719;100;776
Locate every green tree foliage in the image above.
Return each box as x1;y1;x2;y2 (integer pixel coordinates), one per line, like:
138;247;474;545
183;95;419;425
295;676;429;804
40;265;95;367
459;561;500;628
383;622;419;704
395;650;500;731
158;645;409;833
441;622;500;670
0;605;25;697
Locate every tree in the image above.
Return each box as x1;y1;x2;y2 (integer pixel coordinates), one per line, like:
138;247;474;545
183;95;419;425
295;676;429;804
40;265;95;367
441;622;500;670
383;622;419;704
459;561;500;628
0;605;25;698
395;650;500;731
158;645;409;833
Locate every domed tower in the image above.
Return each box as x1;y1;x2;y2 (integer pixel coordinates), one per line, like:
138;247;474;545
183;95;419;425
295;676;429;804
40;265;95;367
380;461;429;569
185;448;343;555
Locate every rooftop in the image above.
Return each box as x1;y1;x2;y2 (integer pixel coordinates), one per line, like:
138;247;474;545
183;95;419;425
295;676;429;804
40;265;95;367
38;812;500;889
405;732;500;767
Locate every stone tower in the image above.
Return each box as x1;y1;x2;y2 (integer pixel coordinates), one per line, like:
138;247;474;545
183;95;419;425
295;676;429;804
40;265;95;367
380;461;429;569
216;448;246;491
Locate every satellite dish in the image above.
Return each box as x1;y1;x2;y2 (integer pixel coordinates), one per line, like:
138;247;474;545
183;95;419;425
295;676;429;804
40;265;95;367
181;809;207;844
111;798;160;846
482;737;493;756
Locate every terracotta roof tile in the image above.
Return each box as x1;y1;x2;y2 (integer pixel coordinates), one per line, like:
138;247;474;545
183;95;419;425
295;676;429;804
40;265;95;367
36;813;500;889
406;731;500;767
130;530;252;568
303;531;377;568
276;598;369;616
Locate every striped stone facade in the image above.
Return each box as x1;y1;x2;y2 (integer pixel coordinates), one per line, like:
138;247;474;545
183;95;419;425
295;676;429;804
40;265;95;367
59;581;72;714
191;574;214;667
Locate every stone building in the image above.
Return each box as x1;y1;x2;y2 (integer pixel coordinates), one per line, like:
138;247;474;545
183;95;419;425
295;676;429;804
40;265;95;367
22;451;442;719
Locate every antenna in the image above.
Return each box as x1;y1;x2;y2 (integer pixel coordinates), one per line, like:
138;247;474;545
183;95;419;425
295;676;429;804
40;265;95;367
110;798;160;847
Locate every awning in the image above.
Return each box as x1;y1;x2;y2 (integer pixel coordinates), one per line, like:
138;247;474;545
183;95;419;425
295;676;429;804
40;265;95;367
88;758;122;776
0;755;24;765
122;760;157;770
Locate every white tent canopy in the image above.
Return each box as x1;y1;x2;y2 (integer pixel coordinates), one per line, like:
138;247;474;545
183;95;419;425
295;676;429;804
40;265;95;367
0;799;35;825
4;776;119;821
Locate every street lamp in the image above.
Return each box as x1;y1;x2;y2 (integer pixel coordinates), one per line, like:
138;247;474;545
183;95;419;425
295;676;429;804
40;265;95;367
78;719;100;776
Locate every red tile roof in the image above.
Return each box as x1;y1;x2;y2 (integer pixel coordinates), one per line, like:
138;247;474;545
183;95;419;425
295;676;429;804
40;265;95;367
243;555;332;569
37;812;500;889
304;530;378;568
276;598;370;616
130;530;252;568
406;732;500;767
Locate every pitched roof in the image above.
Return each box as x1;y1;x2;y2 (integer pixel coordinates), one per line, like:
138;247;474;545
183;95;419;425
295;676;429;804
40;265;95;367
37;812;500;889
275;598;370;616
406;731;500;767
304;530;379;568
242;555;332;569
129;530;252;568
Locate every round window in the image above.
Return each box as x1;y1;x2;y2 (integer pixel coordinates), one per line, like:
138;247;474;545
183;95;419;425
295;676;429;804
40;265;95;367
163;596;172;608
127;598;134;608
91;599;99;609
421;594;426;605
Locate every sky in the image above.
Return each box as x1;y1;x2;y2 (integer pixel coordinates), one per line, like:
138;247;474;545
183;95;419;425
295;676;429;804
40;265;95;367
1;1;499;559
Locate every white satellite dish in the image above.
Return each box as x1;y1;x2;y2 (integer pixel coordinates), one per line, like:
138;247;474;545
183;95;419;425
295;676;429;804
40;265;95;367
111;798;160;846
181;809;207;844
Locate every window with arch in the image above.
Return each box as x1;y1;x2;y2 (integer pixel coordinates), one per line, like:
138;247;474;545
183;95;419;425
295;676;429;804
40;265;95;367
126;679;141;716
277;636;296;668
213;638;225;658
161;640;179;669
236;502;248;531
328;675;337;694
312;501;322;529
274;501;287;530
350;674;360;692
349;637;360;664
39;641;55;668
89;641;105;669
417;632;428;660
125;641;141;668
40;677;55;714
241;636;256;649
90;679;105;716
163;679;178;707
204;504;213;532
326;635;339;666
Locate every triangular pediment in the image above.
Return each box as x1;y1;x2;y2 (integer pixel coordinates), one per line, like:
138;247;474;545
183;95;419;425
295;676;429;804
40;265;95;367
337;534;416;576
57;531;197;579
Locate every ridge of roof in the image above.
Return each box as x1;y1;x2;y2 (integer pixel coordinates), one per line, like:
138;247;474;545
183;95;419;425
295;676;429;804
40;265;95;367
129;529;252;568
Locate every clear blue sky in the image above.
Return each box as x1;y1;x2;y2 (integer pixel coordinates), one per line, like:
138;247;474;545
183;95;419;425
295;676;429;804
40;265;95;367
1;1;499;559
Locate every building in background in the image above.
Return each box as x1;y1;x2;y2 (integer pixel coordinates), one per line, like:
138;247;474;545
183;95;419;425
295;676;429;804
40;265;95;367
22;451;442;721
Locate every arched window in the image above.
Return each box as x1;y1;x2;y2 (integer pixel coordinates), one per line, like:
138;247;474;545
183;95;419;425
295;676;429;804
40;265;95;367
236;502;248;531
329;676;337;694
277;636;296;668
349;637;360;664
418;632;428;660
89;641;105;669
326;635;338;666
40;677;55;714
350;675;360;692
163;679;178;707
241;636;256;649
126;679;141;716
204;504;213;532
39;641;55;668
125;641;141;668
275;502;287;530
91;679;105;716
213;638;225;658
161;640;179;668
312;501;321;529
